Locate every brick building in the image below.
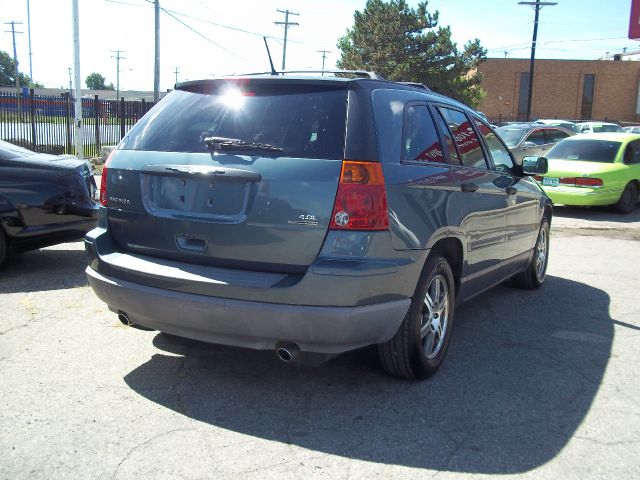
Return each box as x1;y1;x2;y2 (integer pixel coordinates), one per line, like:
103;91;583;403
476;58;640;123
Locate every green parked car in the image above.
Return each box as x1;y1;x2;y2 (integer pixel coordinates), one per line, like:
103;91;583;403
535;133;640;213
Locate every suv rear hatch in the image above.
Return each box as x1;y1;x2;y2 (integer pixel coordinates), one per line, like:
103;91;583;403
104;78;349;272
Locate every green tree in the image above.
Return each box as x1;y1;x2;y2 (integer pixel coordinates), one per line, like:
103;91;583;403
86;72;110;90
0;50;39;87
337;0;487;108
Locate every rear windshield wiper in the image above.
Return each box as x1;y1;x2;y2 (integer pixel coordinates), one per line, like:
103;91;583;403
203;136;283;153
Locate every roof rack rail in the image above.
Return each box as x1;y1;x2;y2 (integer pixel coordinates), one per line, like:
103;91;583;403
399;81;431;91
232;69;384;79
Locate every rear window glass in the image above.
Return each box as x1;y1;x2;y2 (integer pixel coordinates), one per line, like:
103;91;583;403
547;139;621;163
495;127;528;148
120;85;348;159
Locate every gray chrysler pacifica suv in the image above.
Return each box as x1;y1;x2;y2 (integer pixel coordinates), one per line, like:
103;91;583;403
85;74;551;380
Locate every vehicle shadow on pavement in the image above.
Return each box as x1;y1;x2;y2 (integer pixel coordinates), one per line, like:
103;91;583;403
0;242;89;293
123;275;613;474
553;204;640;223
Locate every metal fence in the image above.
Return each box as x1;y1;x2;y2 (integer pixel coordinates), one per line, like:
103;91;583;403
487;113;622;127
0;89;155;157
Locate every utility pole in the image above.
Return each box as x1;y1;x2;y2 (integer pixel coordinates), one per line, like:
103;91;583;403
504;51;509;59
72;0;83;159
275;9;299;71
154;0;160;102
518;0;557;121
27;0;33;84
111;50;125;101
173;67;180;85
317;50;331;75
4;21;24;98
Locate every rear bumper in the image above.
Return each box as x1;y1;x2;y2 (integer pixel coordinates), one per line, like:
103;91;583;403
543;187;621;206
86;266;409;354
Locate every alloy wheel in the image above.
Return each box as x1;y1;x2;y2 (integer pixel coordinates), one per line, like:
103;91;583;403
420;275;449;359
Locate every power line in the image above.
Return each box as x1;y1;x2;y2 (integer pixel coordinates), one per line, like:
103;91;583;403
160;7;253;63
518;0;557;121
111;49;125;100
4;21;23;96
275;9;299;70
317;50;331;74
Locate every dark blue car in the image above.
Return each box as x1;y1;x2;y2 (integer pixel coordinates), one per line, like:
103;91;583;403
0;140;98;265
85;75;550;380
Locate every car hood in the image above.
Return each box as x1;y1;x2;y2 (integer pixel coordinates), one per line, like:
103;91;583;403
546;159;620;177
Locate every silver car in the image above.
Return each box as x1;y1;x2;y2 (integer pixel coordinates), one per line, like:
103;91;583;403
496;123;575;162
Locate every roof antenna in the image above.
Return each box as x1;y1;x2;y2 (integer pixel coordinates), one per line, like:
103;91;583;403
263;37;278;76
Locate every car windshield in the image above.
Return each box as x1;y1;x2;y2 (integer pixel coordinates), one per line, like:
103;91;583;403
495;127;528;148
0;141;34;160
547;139;621;163
121;84;348;159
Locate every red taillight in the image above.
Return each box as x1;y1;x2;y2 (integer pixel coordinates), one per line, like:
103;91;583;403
99;151;114;206
559;177;603;188
533;175;543;182
329;161;389;231
575;177;603;188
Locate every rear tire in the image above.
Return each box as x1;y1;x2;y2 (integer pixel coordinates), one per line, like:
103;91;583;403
378;255;455;380
614;182;638;214
511;218;550;290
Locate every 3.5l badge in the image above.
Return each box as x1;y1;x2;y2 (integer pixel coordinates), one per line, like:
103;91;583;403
288;214;318;226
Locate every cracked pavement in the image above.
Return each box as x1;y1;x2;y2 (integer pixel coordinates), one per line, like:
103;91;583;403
0;207;639;479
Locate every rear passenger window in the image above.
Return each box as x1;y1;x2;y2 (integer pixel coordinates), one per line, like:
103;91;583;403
545;129;570;143
437;107;488;169
433;109;461;165
626;140;640;164
401;106;445;163
526;130;546;145
474;119;514;173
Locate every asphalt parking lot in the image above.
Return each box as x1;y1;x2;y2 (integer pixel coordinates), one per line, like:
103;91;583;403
1;207;639;479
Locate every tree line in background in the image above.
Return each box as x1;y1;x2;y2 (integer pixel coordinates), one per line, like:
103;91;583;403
337;0;486;108
1;50;114;91
0;51;43;88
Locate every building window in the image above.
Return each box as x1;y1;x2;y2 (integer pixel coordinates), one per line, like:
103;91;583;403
581;74;595;120
518;72;530;118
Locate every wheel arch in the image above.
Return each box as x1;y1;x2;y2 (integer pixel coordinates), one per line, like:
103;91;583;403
427;237;464;296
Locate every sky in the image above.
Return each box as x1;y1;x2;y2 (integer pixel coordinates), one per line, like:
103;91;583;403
0;0;638;92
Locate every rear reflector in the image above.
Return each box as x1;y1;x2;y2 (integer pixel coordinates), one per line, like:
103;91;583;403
99;151;114;206
329;161;389;230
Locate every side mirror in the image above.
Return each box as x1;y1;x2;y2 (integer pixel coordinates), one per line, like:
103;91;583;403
522;155;548;175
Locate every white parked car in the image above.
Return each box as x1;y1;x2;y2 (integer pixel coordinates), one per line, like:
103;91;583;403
575;122;623;134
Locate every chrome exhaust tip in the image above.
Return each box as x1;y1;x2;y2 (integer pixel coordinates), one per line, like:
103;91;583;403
276;343;300;363
118;311;131;326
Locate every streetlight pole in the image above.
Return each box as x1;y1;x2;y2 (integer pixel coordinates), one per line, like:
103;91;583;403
518;0;557;121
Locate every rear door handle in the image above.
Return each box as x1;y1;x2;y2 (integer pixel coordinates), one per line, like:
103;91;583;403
461;183;478;193
506;186;518;195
